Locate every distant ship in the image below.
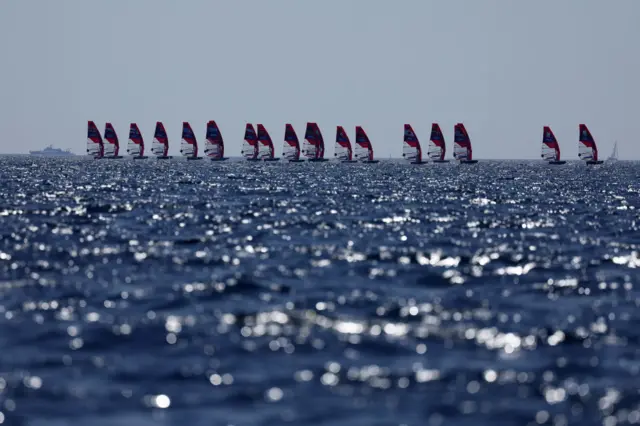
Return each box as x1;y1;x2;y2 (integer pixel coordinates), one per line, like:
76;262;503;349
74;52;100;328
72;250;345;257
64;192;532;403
29;145;75;156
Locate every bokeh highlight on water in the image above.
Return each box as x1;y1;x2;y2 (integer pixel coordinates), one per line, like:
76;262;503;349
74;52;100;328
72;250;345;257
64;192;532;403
0;157;638;426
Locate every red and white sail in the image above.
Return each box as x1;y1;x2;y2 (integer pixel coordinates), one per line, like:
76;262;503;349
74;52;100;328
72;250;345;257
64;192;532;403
304;122;325;159
103;123;120;157
257;124;275;159
87;121;104;158
152;122;169;157
127;123;144;156
205;120;224;159
283;124;301;160
355;126;374;161
578;124;599;162
242;124;259;159
428;123;446;161
180;122;198;158
403;124;421;162
453;123;473;161
335;126;353;161
541;126;561;162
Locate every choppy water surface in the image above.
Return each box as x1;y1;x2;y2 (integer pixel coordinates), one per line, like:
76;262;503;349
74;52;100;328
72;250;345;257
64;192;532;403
0;156;639;426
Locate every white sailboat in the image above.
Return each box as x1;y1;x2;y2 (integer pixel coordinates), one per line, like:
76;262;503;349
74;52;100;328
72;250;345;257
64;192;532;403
608;141;618;161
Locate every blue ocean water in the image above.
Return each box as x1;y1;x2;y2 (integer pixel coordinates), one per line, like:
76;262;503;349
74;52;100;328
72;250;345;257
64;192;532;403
0;156;638;426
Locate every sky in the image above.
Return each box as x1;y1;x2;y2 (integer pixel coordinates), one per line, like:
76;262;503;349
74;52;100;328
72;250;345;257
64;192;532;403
1;0;638;159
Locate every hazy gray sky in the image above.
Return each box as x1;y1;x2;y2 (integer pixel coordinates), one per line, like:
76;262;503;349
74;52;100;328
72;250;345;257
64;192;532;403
1;0;638;159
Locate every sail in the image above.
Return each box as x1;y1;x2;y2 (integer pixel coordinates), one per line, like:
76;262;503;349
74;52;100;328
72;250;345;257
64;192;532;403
205;120;224;159
257;124;275;159
355;126;374;161
152;121;169;157
283;124;300;160
181;122;198;158
103;123;119;157
242;124;259;159
428;123;446;161
403;124;421;162
304;122;325;159
541;126;560;161
578;124;598;162
335;126;353;161
453;123;472;161
608;141;618;160
127;123;144;156
87;121;104;158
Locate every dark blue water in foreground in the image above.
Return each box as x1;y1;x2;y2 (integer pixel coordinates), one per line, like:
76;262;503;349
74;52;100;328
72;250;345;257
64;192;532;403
0;156;639;426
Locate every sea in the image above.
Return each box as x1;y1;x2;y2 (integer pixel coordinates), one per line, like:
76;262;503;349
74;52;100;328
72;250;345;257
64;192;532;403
0;156;638;426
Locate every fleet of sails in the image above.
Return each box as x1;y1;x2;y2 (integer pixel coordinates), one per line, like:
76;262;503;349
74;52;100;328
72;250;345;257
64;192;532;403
87;121;615;165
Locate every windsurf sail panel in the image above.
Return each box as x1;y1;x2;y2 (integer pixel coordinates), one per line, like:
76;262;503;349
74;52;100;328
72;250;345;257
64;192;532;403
403;124;421;162
453;123;472;161
304;122;325;159
152;121;169;157
335;126;353;161
283;124;301;160
355;126;374;161
87;121;104;158
257;124;275;159
181;122;198;157
428;123;446;161
242;123;259;159
578;124;598;162
127;123;144;156
541;126;560;162
103;123;119;157
205;120;224;159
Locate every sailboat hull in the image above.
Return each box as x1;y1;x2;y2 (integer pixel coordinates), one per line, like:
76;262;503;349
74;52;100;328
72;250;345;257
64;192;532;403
361;160;379;164
246;158;261;162
459;160;478;164
308;158;329;162
288;159;305;162
548;161;566;165
432;160;450;163
187;157;203;160
210;157;229;161
341;160;358;163
157;156;172;160
133;156;148;160
105;156;124;159
586;161;603;165
410;161;427;164
264;158;280;162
